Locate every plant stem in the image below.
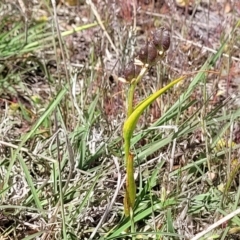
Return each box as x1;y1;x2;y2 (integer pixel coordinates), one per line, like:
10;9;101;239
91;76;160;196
124;66;148;216
126;153;136;207
127;65;148;117
127;82;137;117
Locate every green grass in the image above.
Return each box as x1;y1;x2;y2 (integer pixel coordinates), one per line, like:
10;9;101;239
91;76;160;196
1;1;240;240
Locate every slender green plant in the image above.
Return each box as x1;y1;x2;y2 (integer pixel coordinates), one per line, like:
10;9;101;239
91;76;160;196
121;28;186;217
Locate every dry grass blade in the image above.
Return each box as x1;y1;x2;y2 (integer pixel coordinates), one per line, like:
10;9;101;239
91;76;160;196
191;208;240;240
89;155;121;239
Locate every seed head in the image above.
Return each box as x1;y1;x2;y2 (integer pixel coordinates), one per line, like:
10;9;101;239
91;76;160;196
138;41;148;64
124;61;135;81
152;27;171;52
123;60;141;82
147;41;158;65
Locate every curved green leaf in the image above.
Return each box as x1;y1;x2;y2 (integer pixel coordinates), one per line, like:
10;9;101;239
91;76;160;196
123;75;186;159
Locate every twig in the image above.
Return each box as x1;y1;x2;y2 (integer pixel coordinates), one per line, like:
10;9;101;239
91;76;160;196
86;0;119;55
0;140;56;163
89;156;121;239
191;208;240;240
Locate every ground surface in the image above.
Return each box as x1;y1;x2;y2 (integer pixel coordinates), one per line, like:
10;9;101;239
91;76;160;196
1;0;240;239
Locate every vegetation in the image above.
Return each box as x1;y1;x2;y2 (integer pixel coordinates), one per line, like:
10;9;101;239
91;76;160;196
1;0;240;239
